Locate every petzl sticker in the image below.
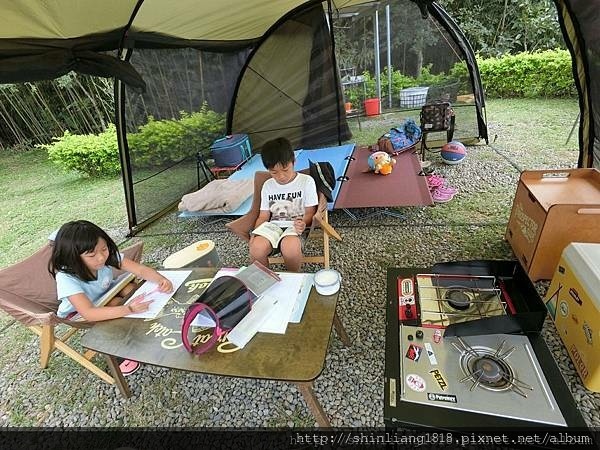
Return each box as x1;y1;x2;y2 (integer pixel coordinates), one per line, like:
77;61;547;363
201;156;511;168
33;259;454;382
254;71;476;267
406;374;426;392
429;369;448;391
424;343;438;365
405;344;422;361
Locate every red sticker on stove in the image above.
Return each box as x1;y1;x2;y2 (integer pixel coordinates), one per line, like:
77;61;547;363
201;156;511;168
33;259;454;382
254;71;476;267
405;344;422;361
433;329;442;343
406;374;426;392
399;278;414;296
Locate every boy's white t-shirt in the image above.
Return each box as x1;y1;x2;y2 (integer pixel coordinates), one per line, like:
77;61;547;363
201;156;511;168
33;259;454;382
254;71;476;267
260;173;318;222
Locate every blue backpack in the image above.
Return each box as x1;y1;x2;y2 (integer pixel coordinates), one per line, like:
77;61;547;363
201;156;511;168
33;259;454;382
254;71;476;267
377;118;422;155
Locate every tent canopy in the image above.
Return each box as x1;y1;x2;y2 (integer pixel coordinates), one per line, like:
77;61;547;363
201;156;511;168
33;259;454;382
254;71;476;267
0;0;597;232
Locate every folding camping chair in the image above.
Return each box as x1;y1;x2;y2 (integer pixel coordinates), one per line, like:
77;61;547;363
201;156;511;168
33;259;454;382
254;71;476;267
0;240;143;394
225;171;342;269
419;101;456;160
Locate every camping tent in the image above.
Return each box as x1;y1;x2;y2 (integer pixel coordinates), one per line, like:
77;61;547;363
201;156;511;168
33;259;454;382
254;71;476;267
555;0;600;168
0;0;597;232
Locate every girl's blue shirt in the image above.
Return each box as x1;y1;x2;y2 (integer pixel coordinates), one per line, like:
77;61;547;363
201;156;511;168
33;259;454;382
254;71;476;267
56;253;123;318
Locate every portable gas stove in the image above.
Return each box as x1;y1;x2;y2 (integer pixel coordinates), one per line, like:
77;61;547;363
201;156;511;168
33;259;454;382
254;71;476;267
385;261;587;429
398;325;566;426
399;273;513;327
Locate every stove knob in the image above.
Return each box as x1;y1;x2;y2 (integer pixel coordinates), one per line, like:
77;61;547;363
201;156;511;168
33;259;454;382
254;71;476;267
415;330;423;339
405;309;413;318
407;334;413;341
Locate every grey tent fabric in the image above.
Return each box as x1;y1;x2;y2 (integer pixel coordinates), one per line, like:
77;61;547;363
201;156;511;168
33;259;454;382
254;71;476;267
230;4;350;152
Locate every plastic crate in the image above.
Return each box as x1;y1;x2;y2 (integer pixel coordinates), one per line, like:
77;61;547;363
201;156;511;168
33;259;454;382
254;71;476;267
399;87;429;108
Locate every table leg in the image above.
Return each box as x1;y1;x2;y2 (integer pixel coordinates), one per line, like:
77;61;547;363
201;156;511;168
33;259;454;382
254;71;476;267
296;381;331;427
104;355;131;398
333;311;351;347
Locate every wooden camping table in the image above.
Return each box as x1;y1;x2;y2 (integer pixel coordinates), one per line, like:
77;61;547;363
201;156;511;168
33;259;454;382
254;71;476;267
81;268;350;427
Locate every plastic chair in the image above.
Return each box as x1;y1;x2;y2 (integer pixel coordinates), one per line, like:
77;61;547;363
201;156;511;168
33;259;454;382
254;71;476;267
225;170;342;269
0;240;143;393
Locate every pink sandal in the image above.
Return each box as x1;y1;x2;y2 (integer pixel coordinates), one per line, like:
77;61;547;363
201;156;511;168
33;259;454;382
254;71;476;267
431;188;455;203
435;185;459;195
426;174;444;189
119;359;141;376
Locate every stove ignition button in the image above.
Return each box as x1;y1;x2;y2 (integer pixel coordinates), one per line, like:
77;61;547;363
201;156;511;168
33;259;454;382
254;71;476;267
407;334;414;341
415;330;423;339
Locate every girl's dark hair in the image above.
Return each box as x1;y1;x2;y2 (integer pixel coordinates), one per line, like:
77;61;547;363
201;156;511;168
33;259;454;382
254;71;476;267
260;137;294;169
48;220;121;282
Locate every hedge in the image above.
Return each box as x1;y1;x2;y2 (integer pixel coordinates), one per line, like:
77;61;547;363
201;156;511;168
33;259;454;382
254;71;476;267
41;105;225;177
344;49;576;104
477;49;576;98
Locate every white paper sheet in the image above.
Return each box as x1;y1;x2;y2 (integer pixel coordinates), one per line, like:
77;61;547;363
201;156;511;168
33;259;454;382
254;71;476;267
226;294;278;348
290;274;313;323
124;270;192;319
258;272;307;334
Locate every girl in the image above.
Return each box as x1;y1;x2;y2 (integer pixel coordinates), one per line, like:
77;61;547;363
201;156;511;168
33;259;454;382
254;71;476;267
49;220;173;375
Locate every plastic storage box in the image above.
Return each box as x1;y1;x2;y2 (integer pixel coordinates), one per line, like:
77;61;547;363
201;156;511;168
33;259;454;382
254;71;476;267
505;168;600;281
545;242;600;392
399;87;429;108
210;134;252;167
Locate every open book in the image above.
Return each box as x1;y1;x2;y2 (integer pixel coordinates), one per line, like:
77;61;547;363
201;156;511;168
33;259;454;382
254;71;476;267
70;272;135;321
251;221;297;248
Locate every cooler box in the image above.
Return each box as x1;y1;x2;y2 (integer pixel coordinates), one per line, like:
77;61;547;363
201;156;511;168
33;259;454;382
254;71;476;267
210;134;252;167
505;168;600;281
545;242;600;392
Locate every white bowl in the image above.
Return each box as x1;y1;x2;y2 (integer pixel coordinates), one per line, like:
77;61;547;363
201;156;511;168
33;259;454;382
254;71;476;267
314;269;341;295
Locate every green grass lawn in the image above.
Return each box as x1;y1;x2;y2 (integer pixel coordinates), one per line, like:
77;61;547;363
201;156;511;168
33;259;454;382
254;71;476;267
0;98;580;269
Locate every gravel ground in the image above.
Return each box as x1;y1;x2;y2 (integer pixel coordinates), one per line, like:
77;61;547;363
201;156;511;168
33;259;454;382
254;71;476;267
1;141;599;429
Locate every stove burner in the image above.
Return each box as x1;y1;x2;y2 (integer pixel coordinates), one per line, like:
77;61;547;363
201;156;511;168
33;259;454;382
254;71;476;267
452;337;533;397
444;288;472;310
472;356;510;386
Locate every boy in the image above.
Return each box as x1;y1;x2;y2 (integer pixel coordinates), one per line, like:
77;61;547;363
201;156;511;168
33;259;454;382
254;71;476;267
249;137;318;272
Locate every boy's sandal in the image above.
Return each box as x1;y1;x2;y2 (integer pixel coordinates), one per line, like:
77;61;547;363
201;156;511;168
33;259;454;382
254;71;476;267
119;359;141;376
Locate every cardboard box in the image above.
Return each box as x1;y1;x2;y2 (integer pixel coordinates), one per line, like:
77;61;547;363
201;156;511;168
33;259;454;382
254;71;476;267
545;242;600;392
505;169;600;281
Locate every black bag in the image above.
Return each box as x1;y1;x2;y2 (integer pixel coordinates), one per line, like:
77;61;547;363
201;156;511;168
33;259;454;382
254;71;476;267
420;102;455;132
309;160;335;202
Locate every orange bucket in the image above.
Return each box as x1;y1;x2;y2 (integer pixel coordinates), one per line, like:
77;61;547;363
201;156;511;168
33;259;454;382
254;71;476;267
363;98;380;116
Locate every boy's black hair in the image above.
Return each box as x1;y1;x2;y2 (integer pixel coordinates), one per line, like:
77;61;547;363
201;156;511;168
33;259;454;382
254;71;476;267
48;220;121;282
260;137;295;169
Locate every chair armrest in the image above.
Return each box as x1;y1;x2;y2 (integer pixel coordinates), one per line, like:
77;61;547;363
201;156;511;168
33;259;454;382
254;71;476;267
312;195;342;241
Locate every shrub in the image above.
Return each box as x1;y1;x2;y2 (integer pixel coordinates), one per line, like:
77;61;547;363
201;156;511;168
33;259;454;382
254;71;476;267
476;49;576;98
127;104;225;167
40;124;120;177
39;104;226;177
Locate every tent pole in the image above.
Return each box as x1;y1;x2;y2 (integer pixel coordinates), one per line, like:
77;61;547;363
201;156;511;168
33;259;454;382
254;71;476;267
115;0;145;235
386;5;392;109
327;0;342;145
374;9;381;111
